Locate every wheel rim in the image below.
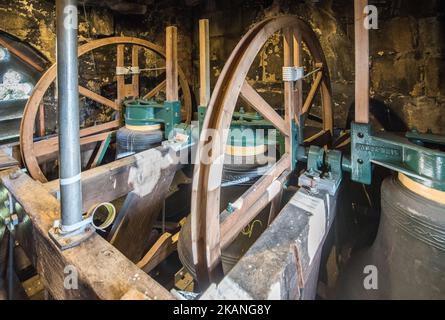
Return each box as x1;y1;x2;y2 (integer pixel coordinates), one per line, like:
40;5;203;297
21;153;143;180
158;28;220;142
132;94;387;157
190;16;333;287
21;36;192;182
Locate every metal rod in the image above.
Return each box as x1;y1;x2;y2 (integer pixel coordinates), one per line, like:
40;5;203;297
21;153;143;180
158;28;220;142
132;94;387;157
7;231;13;299
56;0;83;228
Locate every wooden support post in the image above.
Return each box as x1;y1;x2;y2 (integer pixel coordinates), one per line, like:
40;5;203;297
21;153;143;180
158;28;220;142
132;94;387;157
199;19;210;107
116;44;125;104
283;28;296;169
293;29;303;122
0;169;173;300
354;0;370;124
166;26;178;102
132;45;140;97
137;232;179;273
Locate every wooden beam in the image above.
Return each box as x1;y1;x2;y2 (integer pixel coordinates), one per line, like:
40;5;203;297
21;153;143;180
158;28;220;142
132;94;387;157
79;86;119;111
108;161;177;262
240;81;289;136
199;19;210;107
33;121;119;159
0;149;19;170
132;45;140;97
283;28;295;168
0;169;173;300
302;71;323;114
44;146;182;214
293;29;303;123
34;131;115;158
137;232;179;273
354;0;370;123
116;44;125;103
143;79;166;100
0;38;44;72
165;26;178;102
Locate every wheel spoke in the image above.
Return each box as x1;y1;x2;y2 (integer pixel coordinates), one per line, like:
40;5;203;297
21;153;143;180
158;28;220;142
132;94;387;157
304;129;332;146
143;79;167;100
302;70;323;114
79;86;119;110
240;81;289;136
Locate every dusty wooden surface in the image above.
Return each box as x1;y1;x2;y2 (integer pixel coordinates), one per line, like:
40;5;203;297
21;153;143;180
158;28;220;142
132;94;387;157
0;169;173;300
0;149;19;170
354;0;370;123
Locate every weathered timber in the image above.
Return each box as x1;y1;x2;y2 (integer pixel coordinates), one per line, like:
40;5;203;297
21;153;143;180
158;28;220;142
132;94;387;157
0;169;173;300
44;146;182;214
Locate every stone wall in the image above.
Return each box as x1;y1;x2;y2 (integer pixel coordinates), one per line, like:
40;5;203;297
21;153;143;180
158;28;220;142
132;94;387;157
191;0;445;134
0;0;443;134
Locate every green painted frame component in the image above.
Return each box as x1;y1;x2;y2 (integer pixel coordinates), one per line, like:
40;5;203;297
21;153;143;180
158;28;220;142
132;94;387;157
123;99;181;139
95;133;112;167
351;122;445;192
198;105;207;133
199;106;281;148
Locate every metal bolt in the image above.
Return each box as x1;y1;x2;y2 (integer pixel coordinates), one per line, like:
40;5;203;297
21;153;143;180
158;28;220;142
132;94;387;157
9;171;22;180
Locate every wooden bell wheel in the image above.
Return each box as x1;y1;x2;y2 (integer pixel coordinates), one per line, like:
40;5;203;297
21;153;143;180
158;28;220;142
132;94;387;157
20;36;192;183
191;16;333;287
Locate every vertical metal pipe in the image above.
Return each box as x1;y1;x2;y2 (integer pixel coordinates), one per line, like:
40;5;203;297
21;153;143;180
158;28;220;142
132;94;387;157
56;0;82;228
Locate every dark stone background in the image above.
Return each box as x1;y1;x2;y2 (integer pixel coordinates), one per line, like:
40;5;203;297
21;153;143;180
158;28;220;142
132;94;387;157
0;0;443;134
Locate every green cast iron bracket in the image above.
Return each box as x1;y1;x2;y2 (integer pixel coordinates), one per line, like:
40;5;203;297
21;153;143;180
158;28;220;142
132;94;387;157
351;122;445;192
123;99;181;139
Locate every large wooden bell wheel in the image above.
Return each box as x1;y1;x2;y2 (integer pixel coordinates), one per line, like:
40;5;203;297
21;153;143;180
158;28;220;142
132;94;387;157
191;16;333;288
21;37;192;183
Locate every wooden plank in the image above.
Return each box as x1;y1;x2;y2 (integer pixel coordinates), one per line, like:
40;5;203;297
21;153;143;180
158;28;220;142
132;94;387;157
132;45;140;97
0;149;19;170
293;29;303;122
143;79;166;100
240;81;289;136
44;146;181;214
199;19;210;107
137;232;179;273
34;131;115;158
0;169;173;300
116;44;125;103
354;0;370;123
283;28;295;168
108;158;178;262
0;38;44;72
302;71;323;114
79;86;119;111
33;121;119;158
219;155;291;249
165;26;178;102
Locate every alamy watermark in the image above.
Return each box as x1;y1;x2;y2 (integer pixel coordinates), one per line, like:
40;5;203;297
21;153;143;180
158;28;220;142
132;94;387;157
63;5;78;30
364;5;379;30
64;264;79;290
363;265;378;290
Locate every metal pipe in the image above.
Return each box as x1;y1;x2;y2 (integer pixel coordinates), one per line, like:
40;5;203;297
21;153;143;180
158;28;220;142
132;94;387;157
56;0;83;228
